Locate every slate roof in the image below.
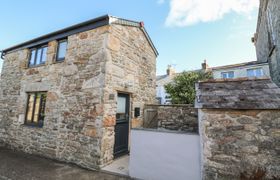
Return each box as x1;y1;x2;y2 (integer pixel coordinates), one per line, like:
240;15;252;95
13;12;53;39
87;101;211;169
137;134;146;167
156;74;177;86
1;15;158;58
210;61;268;71
195;78;280;110
156;70;201;87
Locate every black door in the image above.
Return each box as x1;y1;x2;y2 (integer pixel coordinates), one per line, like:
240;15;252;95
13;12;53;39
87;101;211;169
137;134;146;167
114;93;130;157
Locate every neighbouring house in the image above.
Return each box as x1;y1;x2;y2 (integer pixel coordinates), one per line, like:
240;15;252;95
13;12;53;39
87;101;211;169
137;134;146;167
156;65;176;104
156;60;269;104
0;15;158;169
211;61;270;79
254;0;280;86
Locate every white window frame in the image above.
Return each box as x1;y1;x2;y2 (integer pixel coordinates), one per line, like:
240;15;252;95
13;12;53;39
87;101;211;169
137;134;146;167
221;71;234;79
247;68;263;78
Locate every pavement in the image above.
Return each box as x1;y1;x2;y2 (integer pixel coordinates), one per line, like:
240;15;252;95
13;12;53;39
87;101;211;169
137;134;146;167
0;147;131;180
102;155;129;176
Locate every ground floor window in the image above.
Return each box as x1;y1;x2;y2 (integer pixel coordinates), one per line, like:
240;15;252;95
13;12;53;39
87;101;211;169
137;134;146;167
25;92;47;127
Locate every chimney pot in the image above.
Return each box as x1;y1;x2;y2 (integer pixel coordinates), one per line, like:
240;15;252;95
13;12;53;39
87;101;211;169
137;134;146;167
167;65;176;76
201;59;209;70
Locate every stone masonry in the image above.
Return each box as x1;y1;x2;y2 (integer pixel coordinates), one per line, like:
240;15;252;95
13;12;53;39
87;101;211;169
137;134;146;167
0;15;157;169
255;0;280;86
157;105;198;132
199;109;280;180
143;104;198;133
196;78;280;180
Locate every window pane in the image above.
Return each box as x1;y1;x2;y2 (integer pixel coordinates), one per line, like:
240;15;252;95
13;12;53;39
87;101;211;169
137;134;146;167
36;48;42;65
256;69;263;77
247;69;254;77
117;97;126;113
33;94;41;123
222;72;234;79
26;94;35;122
41;47;47;63
39;94;47;121
29;50;36;66
57;41;67;60
229;72;234;78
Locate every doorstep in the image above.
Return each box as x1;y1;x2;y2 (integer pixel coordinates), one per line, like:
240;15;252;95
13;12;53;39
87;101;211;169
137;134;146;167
102;155;130;176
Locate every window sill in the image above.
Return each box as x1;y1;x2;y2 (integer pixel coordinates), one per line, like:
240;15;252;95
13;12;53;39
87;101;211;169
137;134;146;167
53;59;65;64
28;63;46;69
22;123;43;128
268;45;276;57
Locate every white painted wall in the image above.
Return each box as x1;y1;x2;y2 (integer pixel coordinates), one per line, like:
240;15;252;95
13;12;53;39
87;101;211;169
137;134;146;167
213;63;270;79
129;129;201;180
156;86;171;104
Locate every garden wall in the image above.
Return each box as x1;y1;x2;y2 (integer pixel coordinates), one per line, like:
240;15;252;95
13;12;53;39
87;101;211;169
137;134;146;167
144;104;198;132
196;78;280;180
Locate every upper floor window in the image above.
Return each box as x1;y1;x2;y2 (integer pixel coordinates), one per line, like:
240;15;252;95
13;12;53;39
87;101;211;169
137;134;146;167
266;8;276;48
221;71;234;79
29;45;48;67
56;39;68;61
25;92;47;127
247;68;263;78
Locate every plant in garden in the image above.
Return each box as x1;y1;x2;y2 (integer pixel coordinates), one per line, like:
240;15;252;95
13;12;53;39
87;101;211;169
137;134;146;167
164;70;212;104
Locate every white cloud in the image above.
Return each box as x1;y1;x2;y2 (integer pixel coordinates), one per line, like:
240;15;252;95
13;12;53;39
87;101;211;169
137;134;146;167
165;0;259;27
157;0;165;5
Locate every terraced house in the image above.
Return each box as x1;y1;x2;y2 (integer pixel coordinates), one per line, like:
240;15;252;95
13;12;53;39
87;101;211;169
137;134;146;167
0;15;158;169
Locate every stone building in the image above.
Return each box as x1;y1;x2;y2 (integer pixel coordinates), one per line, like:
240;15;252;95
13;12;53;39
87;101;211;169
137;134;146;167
0;15;158;169
254;0;280;86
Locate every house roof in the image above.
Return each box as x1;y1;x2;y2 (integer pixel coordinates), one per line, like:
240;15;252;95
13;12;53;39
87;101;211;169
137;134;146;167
156;74;175;86
195;78;280;110
156;70;202;86
210;61;268;71
0;15;158;58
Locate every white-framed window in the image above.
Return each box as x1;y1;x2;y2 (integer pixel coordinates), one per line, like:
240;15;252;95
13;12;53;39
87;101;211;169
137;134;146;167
247;68;263;78
221;71;234;79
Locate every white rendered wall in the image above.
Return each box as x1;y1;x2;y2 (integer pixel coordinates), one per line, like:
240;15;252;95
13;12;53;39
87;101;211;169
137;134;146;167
129;129;201;180
156;86;169;104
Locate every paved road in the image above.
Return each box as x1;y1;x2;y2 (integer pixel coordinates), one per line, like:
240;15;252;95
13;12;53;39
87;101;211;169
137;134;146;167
0;147;131;180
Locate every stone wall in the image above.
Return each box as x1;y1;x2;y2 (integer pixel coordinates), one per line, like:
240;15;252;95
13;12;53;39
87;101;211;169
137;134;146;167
143;105;198;133
0;26;108;169
196;79;280;180
0;23;156;169
199;109;280;180
157;105;198;132
255;0;280;86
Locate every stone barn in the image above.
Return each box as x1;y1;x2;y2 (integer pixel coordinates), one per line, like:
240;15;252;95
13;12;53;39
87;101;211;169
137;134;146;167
0;15;158;169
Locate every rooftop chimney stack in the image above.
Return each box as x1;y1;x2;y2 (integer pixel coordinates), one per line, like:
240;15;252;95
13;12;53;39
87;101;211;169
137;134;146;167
167;65;176;76
201;59;209;70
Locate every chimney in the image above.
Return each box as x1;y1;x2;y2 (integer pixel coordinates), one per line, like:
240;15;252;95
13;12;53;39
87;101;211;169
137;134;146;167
167;65;176;76
201;59;209;70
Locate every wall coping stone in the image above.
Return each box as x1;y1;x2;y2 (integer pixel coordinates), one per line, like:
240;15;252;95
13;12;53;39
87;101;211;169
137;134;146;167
132;128;199;135
195;78;280;110
145;104;194;107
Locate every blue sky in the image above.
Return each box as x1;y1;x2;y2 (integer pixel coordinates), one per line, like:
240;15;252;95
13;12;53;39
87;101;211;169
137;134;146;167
0;0;259;75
